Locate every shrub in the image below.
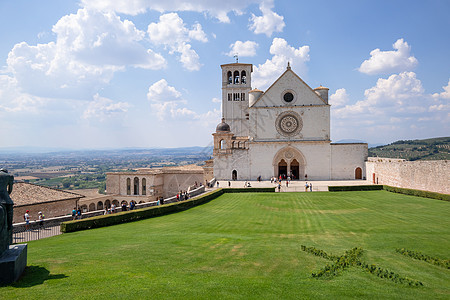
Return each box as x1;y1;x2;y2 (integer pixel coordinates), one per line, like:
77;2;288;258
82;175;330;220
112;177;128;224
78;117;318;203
396;248;450;269
328;185;384;192
383;186;450;201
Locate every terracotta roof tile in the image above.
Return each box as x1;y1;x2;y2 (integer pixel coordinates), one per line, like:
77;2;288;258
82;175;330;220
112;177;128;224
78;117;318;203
11;182;83;206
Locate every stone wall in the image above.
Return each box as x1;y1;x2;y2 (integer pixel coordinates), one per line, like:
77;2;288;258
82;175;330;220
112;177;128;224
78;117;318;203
366;158;449;194
331;143;368;180
13;198;79;223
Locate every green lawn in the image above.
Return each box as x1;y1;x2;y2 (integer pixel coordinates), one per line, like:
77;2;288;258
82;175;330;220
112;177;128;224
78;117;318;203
2;191;450;299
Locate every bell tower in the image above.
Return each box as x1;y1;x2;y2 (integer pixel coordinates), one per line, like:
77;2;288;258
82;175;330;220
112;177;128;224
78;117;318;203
220;62;253;137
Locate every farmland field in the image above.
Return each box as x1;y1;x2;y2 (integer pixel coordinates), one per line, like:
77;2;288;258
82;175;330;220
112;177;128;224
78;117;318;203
2;191;449;299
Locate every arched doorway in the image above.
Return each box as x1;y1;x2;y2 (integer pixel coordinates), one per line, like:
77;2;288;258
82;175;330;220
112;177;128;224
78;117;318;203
97;201;104;210
89;203;96;211
105;199;111;208
355;167;362;179
290;159;299;180
273;146;306;180
232;170;237;180
278;159;287;178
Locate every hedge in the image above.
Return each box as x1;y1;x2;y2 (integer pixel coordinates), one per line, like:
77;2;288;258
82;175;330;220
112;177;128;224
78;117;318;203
328;185;384;192
61;187;275;233
328;184;449;201
383;185;450;202
224;187;276;193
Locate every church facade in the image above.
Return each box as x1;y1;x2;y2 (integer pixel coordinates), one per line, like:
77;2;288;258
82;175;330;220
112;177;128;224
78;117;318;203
213;62;368;181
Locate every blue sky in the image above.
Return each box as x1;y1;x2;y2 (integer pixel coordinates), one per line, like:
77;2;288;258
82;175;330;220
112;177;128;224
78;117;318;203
0;0;449;149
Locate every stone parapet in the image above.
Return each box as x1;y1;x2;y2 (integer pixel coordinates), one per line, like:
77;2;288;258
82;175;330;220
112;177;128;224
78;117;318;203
366;158;449;194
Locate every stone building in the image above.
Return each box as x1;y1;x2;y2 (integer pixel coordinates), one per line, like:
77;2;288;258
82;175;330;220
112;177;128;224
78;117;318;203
105;164;205;205
10;182;84;223
213;62;368;180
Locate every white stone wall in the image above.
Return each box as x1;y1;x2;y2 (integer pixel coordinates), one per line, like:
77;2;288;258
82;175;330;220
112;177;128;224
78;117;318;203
213;149;250;180
250;106;330;141
366;158;449;194
331;144;368;180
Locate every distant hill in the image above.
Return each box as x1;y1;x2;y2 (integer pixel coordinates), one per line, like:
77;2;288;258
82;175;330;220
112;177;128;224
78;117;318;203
368;137;450;161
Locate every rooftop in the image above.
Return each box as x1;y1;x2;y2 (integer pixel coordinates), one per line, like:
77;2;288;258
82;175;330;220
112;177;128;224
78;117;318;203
11;182;84;206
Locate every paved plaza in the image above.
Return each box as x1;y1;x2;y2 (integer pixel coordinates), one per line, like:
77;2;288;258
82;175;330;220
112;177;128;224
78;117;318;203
211;179;373;192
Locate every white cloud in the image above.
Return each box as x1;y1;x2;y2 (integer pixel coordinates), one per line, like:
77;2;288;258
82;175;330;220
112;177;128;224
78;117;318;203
252;38;310;90
82;94;130;121
81;0;261;23
6;8;166;100
329;88;349;107
148;13;207;71
0;75;45;113
249;1;285;36
227;40;258;57
358;38;418;75
212;97;221;103
332;72;449;142
432;79;450;99
147;79;221;126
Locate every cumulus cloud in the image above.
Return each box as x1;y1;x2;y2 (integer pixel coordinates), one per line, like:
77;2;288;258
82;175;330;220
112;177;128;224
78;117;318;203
358;38;418;75
249;1;285;36
6;8;166;99
252;38;310;90
81;0;261;23
147;79;220;125
227;40;258;57
148;13;207;71
332;72;449;142
432;79;450;99
0;75;45;113
82;94;130;121
329;88;349;107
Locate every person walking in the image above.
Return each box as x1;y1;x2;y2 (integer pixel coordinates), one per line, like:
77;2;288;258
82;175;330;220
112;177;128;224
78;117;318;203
309;183;313;192
305;182;309;192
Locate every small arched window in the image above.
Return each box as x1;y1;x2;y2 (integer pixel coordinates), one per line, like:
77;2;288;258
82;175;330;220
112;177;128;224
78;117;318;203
220;139;226;149
227;71;232;84
241;71;246;84
233;70;240;84
126;178;131;195
142;178;146;195
133;177;139;195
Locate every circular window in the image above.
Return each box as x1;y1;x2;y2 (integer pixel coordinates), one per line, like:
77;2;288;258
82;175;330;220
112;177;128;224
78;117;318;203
275;111;303;137
283;92;294;102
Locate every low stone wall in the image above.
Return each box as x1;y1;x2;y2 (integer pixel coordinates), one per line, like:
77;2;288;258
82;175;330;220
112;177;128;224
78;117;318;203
366;158;449;194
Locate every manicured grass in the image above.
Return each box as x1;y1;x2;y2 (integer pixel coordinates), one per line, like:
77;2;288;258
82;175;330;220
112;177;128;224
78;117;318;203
2;191;449;299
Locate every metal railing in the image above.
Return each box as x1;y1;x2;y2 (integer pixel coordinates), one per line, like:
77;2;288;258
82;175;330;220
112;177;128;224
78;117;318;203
13;222;62;243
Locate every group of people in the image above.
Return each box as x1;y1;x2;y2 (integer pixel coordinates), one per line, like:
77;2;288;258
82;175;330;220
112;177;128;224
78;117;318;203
23;210;45;230
305;182;313;192
176;191;190;201
72;207;82;220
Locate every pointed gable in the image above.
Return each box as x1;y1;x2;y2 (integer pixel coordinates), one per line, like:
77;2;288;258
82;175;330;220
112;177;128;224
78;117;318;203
252;69;327;108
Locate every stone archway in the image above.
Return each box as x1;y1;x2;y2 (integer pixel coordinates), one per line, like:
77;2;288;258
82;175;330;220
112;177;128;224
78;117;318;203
273;146;306;180
355;167;362;179
232;170;237;180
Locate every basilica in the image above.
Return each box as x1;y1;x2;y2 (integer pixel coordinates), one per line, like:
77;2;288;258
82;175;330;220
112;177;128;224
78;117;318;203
213;62;368;181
